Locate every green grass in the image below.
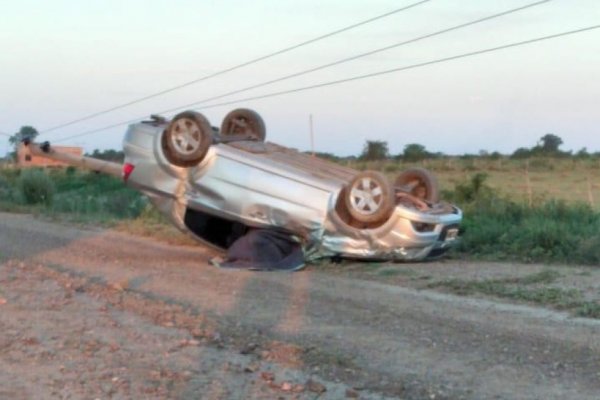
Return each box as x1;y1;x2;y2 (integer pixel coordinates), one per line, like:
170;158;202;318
439;173;600;265
457;199;600;265
428;270;560;293
0;167;146;223
435;281;582;308
575;302;600;318
428;270;600;319
376;269;403;277
376;268;416;277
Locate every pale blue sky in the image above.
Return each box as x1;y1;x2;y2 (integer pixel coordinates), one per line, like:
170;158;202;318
1;0;599;157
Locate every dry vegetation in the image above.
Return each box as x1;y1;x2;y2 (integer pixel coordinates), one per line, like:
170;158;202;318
352;157;600;208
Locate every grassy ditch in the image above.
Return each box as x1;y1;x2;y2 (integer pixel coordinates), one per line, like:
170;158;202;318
445;173;600;265
428;270;600;319
0;167;195;244
0;167;145;222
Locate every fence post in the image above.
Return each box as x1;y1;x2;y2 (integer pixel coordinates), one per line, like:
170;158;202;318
525;160;533;207
587;176;595;208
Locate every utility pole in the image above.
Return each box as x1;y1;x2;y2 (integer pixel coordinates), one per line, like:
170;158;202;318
309;114;315;157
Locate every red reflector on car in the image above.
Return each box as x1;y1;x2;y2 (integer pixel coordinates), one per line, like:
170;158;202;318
122;163;135;181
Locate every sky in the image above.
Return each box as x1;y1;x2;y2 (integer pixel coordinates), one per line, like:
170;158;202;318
1;0;599;157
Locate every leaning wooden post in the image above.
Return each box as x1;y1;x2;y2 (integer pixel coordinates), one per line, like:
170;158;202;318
27;142;122;178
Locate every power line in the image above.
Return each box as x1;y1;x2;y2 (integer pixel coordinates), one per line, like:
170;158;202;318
153;0;553;116
50;0;554;142
53;24;600;144
41;0;431;134
192;25;600;110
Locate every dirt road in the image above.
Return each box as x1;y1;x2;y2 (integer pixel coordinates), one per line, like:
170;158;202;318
0;213;599;399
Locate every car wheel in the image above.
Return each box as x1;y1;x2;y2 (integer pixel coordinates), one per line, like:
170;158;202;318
162;111;212;167
345;171;395;224
395;168;439;202
220;108;266;141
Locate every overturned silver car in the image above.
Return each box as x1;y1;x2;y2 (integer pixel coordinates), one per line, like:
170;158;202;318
30;109;462;266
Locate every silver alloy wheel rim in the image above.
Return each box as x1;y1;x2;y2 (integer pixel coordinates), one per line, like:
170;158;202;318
171;118;201;155
350;177;383;215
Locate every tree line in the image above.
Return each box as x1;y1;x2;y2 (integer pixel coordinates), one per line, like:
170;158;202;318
4;126;598;163
356;133;599;161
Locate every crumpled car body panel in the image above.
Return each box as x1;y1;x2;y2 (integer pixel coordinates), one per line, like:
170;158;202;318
123;121;462;261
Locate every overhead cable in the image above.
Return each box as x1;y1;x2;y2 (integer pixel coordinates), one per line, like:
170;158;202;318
154;0;553;115
53;24;600;143
192;25;600;111
41;0;431;134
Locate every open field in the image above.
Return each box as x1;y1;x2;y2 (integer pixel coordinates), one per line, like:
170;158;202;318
350;157;600;208
4;156;600;208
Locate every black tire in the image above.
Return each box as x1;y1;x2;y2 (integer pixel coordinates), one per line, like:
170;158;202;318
395;168;439;203
220;108;266;141
162;111;212;167
345;171;395;224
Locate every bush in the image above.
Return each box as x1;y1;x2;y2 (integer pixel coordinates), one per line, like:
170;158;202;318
0;168;21;184
528;158;554;171
0;174;12;201
383;163;401;173
103;190;147;218
46;170;145;220
17;169;55;205
574;235;600;264
445;173;491;204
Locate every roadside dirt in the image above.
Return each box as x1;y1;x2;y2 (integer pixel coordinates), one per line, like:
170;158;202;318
1;212;599;399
